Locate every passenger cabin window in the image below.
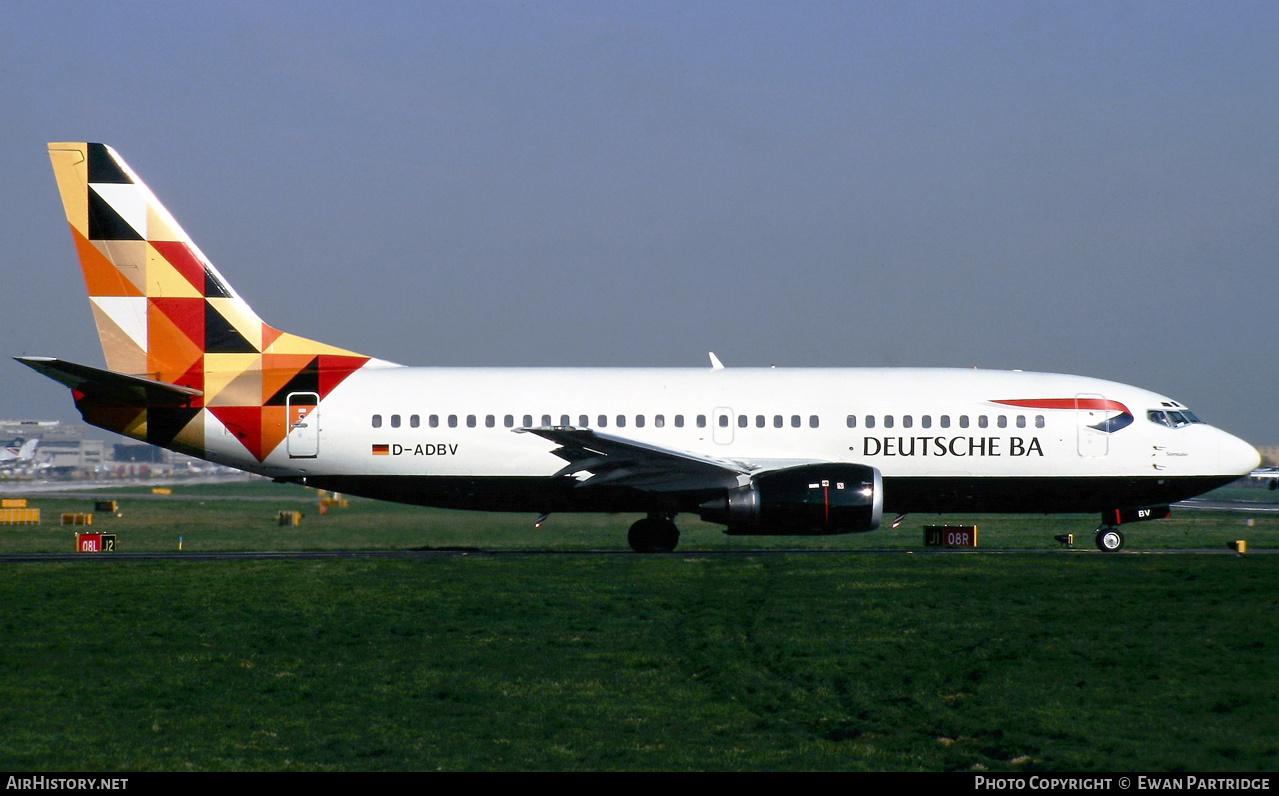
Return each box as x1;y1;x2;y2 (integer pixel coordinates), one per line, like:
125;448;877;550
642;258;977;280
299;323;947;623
636;415;645;428
846;415;857;428
719;415;729;428
430;415;439;428
372;414;382;428
1035;415;1045;428
940;415;951;428
524;415;533;428
697;415;707;428
654;415;665;428
448;415;458;428
410;415;420;428
737;415;747;428
809;415;819;428
542;415;552;427
978;415;988;429
598;415;608;428
467;415;477;428
1016;416;1026;428
485;415;495;428
922;415;932;429
884;415;894;429
580;415;590;427
617;415;627;428
505;415;515;428
561;415;571;427
791;415;801;428
391;414;401;428
756;415;765;428
959;416;970;429
775;415;783;428
675;415;684;428
865;415;876;429
902;415;913;429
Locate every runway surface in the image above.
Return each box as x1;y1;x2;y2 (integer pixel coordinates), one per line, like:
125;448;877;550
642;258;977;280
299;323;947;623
1175;497;1279;513
2;546;1273;563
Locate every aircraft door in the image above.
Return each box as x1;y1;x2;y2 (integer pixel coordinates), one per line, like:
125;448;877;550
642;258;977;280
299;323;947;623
712;407;735;445
287;392;320;458
1075;393;1108;458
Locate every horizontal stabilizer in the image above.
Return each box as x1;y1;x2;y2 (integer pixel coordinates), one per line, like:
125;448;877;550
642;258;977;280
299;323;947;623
14;357;202;407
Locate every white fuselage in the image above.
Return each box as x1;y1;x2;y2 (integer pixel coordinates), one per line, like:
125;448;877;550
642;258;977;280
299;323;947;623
204;366;1259;516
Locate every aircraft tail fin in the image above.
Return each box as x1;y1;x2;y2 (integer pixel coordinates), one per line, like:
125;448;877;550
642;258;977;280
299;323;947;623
40;143;384;461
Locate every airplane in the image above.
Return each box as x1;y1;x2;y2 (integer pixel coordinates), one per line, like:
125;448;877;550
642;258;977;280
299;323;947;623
16;143;1262;552
1249;467;1279;490
0;438;39;466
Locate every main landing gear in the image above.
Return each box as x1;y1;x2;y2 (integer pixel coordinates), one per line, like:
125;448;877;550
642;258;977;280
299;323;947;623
1095;526;1125;553
628;513;680;553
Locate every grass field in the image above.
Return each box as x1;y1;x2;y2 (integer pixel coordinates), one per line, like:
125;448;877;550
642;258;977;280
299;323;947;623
0;480;1277;770
1;478;1276;553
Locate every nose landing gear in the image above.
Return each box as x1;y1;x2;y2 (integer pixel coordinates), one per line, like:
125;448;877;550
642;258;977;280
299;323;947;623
1095;527;1125;552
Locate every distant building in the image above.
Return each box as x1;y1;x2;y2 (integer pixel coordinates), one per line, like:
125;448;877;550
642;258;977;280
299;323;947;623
0;420;102;470
0;420;125;473
113;444;167;464
0;419;237;481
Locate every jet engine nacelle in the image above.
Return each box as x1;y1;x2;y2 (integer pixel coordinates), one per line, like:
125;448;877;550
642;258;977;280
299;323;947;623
698;463;883;535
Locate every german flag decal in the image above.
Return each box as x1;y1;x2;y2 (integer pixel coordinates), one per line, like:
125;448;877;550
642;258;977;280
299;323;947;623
372;444;390;456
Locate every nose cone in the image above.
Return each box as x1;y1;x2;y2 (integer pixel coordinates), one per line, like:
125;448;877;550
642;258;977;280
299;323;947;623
1219;431;1262;476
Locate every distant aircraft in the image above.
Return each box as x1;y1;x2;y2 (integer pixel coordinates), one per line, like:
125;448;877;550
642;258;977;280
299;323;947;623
1249;467;1279;490
16;143;1262;552
0;437;38;466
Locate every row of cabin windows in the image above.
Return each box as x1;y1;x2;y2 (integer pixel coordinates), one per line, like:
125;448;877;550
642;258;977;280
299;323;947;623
370;413;822;430
734;414;820;428
368;413;1049;431
846;414;1045;430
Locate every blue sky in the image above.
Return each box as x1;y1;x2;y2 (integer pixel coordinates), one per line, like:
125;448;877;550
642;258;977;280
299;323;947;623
2;1;1276;442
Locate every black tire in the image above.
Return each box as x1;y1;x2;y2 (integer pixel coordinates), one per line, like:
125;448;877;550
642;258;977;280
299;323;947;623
628;518;657;553
1096;528;1124;552
628;517;680;553
652;520;680;553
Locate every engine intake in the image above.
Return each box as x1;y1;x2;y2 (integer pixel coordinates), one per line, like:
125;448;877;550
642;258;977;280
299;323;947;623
698;463;883;535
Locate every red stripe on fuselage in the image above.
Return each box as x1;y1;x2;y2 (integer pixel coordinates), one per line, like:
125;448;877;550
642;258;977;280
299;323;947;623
992;398;1130;414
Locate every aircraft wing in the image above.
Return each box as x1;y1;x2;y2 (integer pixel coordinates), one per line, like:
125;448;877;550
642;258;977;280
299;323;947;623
517;427;756;492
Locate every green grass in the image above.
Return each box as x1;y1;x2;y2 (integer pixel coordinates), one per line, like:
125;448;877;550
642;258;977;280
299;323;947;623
0;555;1276;770
0;480;1277;770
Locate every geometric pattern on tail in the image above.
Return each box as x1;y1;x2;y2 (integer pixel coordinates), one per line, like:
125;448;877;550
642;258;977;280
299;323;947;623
48;143;371;461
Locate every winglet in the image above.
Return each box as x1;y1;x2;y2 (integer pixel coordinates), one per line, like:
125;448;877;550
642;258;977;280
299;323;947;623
709;352;725;370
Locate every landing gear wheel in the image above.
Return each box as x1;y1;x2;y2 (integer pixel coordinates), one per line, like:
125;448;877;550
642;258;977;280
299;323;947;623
628;515;681;553
1095;528;1125;552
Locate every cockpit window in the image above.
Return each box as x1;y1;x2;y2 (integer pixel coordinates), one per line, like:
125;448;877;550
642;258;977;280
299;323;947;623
1148;409;1203;428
